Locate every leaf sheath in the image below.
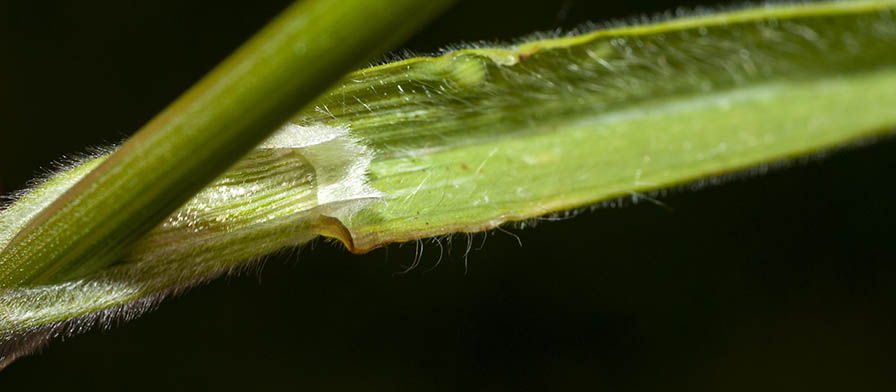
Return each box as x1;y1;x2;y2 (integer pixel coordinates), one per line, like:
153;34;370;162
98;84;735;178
3;0;896;366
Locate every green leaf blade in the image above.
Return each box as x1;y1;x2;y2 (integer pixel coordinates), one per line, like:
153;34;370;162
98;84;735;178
293;0;896;249
345;68;896;249
3;0;896;366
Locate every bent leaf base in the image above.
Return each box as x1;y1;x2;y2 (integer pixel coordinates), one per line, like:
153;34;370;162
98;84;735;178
3;0;896;367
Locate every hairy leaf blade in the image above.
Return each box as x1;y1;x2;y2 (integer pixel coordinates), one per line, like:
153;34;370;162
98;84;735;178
2;0;896;366
295;0;896;249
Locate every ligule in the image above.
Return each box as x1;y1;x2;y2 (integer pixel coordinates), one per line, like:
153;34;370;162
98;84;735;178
3;0;896;367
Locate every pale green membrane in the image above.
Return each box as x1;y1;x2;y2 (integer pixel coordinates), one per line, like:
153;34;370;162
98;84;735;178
2;0;896;365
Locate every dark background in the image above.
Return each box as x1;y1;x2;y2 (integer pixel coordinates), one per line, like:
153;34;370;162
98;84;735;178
2;0;895;390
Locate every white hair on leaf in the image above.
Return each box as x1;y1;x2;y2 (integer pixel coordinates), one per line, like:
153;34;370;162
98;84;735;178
0;122;383;366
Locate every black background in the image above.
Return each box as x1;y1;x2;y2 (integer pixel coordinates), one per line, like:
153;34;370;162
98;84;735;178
2;0;895;390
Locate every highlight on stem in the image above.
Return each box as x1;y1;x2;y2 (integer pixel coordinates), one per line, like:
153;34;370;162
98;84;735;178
2;0;896;368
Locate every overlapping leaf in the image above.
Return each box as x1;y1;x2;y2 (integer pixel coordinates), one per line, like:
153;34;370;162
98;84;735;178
2;0;896;366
